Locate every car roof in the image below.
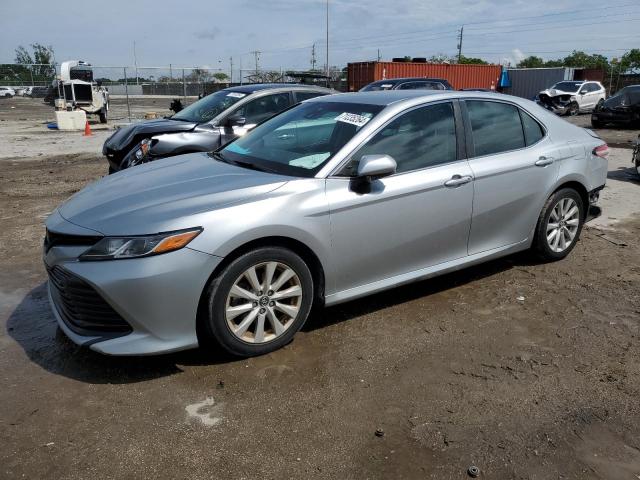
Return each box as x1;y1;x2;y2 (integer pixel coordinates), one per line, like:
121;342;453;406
309;90;510;106
224;83;332;94
368;77;448;85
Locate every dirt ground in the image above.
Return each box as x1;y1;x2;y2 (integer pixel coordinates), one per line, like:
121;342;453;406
1;95;640;479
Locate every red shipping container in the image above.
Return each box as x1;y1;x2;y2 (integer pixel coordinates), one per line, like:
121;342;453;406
347;61;502;91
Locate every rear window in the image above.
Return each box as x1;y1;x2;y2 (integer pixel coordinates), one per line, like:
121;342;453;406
295;91;326;102
467;101;526;156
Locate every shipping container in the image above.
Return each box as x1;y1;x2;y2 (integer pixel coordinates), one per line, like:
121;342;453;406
347;61;502;91
502;68;573;100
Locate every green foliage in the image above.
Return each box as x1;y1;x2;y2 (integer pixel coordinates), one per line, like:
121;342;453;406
619;49;640;71
213;72;229;81
458;55;488;65
517;56;545;68
7;44;56;84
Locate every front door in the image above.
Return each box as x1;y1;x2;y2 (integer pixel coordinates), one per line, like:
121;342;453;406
326;101;474;295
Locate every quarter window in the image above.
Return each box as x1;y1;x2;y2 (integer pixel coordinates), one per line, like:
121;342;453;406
466;101;525;156
520;110;544;146
347;102;457;174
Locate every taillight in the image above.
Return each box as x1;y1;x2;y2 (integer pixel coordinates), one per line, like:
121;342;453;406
593;144;609;159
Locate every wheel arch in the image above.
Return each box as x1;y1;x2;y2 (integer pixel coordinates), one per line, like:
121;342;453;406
552;180;589;219
195;235;326;340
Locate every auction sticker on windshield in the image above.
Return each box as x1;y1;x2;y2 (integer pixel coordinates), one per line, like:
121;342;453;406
335;112;372;128
227;92;246;98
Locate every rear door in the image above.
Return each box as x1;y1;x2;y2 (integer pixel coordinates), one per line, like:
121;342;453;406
463;100;562;255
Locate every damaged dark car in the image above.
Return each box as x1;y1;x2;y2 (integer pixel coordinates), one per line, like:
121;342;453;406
102;84;333;173
591;85;640;128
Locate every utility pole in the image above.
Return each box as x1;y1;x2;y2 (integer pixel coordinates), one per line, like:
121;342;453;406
251;50;261;77
325;0;329;79
456;26;464;64
311;43;317;71
133;40;139;85
377;48;381;62
230;57;233;83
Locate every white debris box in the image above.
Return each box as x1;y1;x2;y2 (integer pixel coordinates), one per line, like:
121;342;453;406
55;110;87;131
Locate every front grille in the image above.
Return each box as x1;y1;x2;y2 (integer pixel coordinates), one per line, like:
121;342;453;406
46;265;132;336
44;229;102;253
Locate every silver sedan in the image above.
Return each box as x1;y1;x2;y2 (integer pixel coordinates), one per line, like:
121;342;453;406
44;91;608;356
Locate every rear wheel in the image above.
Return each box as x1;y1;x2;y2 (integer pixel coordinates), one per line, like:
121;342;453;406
200;247;314;357
533;188;584;261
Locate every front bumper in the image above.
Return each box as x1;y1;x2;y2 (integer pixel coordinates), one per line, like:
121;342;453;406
45;244;222;355
537;99;570;115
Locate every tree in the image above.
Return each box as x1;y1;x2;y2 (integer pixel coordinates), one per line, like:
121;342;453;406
620;48;640;71
458;55;488;65
561;50;609;70
517;56;545;68
12;43;55;82
213;72;229;82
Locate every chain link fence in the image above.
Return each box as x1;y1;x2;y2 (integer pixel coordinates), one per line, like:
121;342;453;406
0;62;347;122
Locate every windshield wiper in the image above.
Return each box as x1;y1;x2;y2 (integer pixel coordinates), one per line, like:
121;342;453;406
211;152;275;174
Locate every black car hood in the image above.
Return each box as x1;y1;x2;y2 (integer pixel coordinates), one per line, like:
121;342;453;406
103;118;198;153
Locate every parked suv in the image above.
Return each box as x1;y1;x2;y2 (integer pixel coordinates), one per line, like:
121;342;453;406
537;80;606;116
0;87;15;98
103;84;334;173
360;77;453;92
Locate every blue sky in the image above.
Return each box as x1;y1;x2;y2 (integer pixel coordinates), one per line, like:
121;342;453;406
1;0;638;74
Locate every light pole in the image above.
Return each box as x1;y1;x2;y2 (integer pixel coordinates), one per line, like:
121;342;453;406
325;0;329;80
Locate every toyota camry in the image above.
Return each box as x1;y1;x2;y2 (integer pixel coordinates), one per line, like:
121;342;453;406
44;90;608;356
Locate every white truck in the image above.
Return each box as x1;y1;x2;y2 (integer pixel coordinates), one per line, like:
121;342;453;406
55;61;109;123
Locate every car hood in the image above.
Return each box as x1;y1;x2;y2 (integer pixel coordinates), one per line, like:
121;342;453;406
55;153;289;236
103;118;198;153
539;88;576;98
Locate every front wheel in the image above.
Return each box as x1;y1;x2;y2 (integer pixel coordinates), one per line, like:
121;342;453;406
567;102;579;116
533;188;584;261
99;106;108;124
200;247;314;357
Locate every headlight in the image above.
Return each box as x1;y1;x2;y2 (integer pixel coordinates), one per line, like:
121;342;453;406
79;228;202;261
135;138;152;160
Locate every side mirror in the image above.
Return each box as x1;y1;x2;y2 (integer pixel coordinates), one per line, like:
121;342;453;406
357;154;397;180
226;115;246;127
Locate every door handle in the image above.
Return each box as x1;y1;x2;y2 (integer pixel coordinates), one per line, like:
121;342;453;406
444;175;473;187
277;133;294;140
535;156;554;167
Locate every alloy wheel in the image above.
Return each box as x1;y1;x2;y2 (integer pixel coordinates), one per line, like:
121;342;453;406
225;261;303;344
546;198;580;253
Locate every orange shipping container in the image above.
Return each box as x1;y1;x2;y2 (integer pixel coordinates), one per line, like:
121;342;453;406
347;61;502;91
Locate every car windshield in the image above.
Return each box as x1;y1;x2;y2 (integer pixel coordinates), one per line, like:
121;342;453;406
216;101;384;177
360;82;396;92
171;90;247;123
551;81;582;93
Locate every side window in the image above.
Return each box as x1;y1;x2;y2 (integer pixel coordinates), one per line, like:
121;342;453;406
235;93;291;124
397;81;440;91
520;110;544;146
466;100;525;156
348;102;457;174
294;91;326;103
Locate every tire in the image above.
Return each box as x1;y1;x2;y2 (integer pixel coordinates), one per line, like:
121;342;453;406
591;117;604;128
533;188;584;261
99;107;107;124
567;102;579;116
596;99;604;109
200;247;314;357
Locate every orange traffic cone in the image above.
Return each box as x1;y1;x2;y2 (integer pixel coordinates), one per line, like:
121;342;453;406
83;120;92;136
